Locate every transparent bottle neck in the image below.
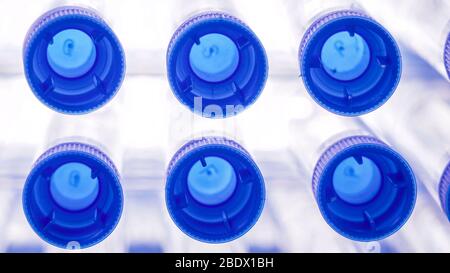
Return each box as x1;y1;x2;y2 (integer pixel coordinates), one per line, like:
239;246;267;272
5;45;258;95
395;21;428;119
360;0;450;80
289;112;374;172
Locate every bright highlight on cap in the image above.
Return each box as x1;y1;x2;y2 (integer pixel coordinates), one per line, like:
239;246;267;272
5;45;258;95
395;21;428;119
189;33;240;83
321;31;370;81
47;29;97;78
332;156;382;204
50;162;99;211
188;156;237;206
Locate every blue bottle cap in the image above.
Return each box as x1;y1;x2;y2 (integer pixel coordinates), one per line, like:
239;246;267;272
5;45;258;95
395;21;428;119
320;31;371;81
189;33;240;83
187;156;237;206
50;162;100;211
438;161;450;220
167;12;268;118
23;6;126;114
445;33;450;80
332;156;382;205
312;136;416;241
22;142;123;249
299;10;401;116
47;29;97;79
166;137;265;243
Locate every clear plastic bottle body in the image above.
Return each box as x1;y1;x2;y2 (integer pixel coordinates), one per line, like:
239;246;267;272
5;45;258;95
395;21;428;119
285;0;361;32
358;53;450;251
289;111;371;172
360;0;450;81
43;108;122;166
169;0;236;26
362;75;450;213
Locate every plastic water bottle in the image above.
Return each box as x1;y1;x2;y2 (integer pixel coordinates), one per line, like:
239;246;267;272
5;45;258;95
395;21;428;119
165;136;265;243
22;141;123;249
22;106;124;250
362;75;450;221
285;0;401;116
23;5;125;114
360;75;450;251
166;0;268;118
290;114;416;241
360;0;450;81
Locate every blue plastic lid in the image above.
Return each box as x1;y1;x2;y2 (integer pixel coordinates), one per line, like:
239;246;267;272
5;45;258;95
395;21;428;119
189;33;240;83
332;156;381;205
438;161;450;220
187;156;237;206
23;6;125;114
299;10;401;116
47;29;97;79
50;162;99;211
445;32;450;80
22;142;123;249
167;12;268;118
321;31;371;81
166;137;265;243
312;136;416;241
